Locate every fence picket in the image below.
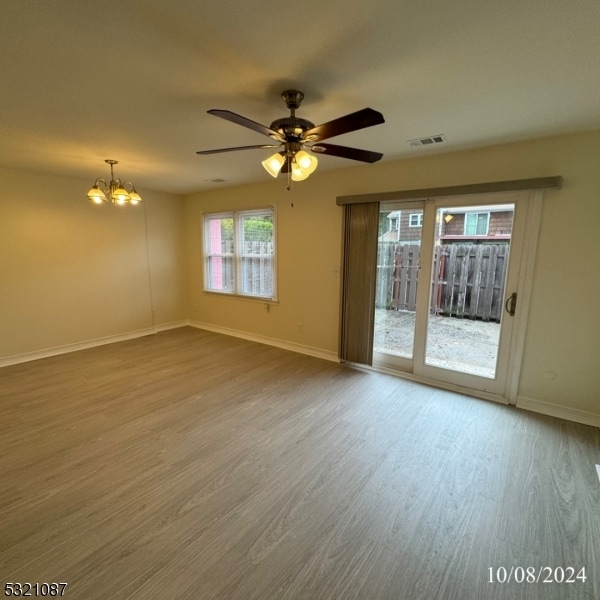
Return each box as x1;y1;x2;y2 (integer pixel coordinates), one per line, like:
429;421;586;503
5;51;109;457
481;246;496;320
470;245;484;318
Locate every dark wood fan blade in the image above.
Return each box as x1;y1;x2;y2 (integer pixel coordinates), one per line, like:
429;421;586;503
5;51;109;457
302;108;384;142
196;144;281;155
310;143;383;163
208;109;284;141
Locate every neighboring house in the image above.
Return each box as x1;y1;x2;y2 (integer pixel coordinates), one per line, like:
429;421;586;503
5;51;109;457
380;205;514;244
379;210;423;243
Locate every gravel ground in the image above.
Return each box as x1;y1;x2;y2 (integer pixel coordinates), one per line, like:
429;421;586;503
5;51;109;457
373;308;501;378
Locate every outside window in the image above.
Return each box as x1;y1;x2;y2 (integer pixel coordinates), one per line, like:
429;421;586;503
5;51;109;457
409;213;423;227
204;208;276;299
464;212;490;235
390;217;399;231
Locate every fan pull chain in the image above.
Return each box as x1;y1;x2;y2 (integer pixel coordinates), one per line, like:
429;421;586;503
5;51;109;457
286;159;293;202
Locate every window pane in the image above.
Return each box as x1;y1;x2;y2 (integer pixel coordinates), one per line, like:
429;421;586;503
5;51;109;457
207;217;234;255
241;256;273;297
207;256;234;292
409;213;422;227
465;213;476;235
374;207;423;359
239;213;274;296
476;213;488;235
465;212;489;235
426;204;513;378
240;214;273;249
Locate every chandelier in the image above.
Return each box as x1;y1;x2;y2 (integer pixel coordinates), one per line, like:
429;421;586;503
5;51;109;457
86;159;142;206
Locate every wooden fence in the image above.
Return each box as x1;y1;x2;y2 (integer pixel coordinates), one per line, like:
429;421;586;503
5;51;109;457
376;243;420;312
376;242;509;322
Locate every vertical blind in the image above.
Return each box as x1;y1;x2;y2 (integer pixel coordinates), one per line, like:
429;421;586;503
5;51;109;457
339;201;380;365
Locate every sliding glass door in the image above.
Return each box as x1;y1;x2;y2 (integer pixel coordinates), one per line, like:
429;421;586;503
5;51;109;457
374;191;529;397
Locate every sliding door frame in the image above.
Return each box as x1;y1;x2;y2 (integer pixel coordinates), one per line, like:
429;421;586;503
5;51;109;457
337;177;561;404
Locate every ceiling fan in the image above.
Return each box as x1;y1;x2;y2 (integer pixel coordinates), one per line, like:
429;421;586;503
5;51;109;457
196;90;385;183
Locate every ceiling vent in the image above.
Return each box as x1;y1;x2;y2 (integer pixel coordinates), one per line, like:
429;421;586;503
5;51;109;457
408;134;447;147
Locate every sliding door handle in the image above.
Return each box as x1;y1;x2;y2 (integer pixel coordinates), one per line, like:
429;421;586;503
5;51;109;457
504;292;517;316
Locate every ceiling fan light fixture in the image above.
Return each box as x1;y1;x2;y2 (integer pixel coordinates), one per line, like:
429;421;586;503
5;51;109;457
262;152;285;178
197;90;385;188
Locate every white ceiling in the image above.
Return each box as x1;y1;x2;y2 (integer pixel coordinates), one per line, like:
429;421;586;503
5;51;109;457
1;0;599;194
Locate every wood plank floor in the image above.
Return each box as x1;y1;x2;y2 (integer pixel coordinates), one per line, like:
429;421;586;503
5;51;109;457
1;327;599;599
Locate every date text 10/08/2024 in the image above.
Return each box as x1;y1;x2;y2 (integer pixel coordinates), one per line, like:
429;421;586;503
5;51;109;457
488;567;587;584
4;583;68;596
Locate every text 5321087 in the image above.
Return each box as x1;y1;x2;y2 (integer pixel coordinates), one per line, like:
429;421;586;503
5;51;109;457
4;583;68;596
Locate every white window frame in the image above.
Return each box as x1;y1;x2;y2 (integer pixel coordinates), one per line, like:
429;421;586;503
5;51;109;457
464;211;490;236
409;213;423;227
203;207;277;300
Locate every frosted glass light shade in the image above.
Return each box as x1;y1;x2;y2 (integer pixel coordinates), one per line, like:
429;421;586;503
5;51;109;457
295;150;318;175
113;186;130;205
262;153;285;178
291;164;310;181
87;185;107;204
128;189;142;205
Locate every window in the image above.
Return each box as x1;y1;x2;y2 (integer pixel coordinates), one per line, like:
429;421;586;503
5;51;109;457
390;217;399;231
204;208;276;299
409;213;423;227
464;212;490;235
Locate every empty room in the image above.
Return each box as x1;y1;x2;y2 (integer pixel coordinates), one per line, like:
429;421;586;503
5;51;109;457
1;1;599;599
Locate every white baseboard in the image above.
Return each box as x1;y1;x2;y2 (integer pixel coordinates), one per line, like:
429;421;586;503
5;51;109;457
371;361;599;429
188;320;339;363
517;395;600;428
0;321;188;368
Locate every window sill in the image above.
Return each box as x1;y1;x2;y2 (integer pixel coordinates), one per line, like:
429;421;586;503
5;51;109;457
203;290;279;304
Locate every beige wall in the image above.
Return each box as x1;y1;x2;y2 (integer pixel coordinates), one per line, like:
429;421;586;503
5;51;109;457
1;130;598;418
184;182;343;354
0;167;187;360
185;129;600;416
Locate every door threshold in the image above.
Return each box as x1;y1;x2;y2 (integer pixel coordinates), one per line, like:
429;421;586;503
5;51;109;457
343;358;509;406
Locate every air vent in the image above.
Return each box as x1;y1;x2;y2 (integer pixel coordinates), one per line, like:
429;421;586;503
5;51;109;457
408;134;447;147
